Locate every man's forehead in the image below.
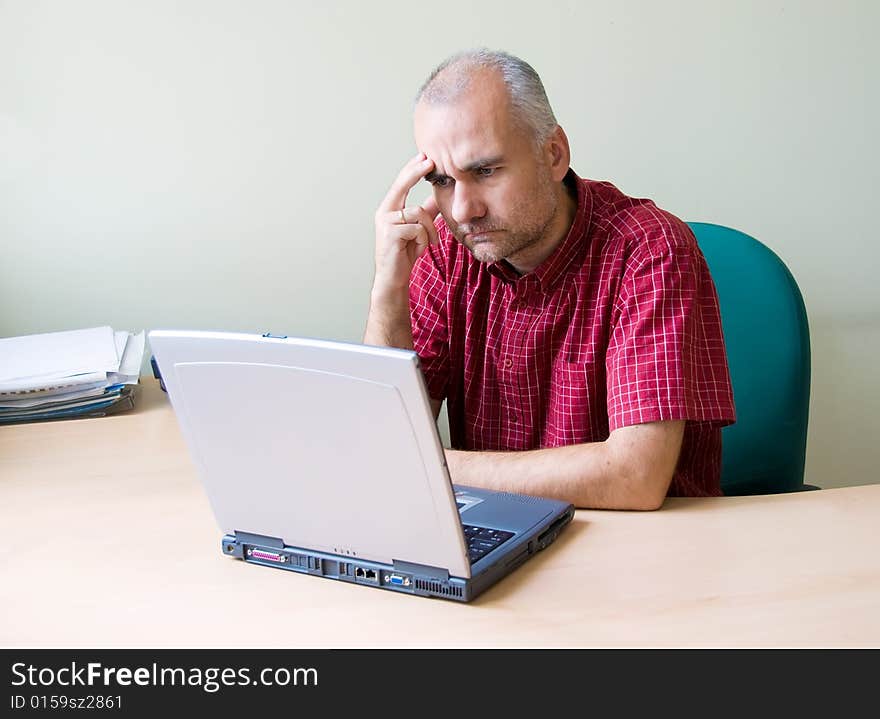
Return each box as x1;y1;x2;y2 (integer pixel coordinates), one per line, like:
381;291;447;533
414;103;510;172
415;98;499;136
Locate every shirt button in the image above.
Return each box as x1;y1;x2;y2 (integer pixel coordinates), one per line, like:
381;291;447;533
503;358;513;369
509;412;518;423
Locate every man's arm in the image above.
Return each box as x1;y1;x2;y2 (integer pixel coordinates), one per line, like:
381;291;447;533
445;419;685;510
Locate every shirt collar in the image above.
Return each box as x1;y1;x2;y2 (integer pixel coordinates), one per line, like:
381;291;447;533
486;169;592;291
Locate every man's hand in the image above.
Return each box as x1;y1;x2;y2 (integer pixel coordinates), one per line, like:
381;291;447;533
372;153;441;295
364;154;441;349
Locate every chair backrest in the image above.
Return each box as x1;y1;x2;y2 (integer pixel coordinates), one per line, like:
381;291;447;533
687;222;811;495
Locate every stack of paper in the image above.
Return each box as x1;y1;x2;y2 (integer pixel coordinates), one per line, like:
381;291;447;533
0;326;145;424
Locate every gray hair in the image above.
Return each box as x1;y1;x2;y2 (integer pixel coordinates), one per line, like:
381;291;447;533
415;48;558;145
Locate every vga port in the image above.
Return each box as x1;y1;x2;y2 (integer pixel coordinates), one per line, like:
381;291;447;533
385;573;411;587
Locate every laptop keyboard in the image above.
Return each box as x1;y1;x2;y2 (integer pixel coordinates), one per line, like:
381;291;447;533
462;524;515;564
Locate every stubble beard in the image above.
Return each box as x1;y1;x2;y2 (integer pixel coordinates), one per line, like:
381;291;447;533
450;184;559;266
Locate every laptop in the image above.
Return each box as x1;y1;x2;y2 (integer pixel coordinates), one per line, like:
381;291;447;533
148;329;574;602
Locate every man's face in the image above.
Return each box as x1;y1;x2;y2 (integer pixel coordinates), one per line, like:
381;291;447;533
413;72;559;268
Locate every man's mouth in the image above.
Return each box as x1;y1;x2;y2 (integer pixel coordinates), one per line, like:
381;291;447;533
465;230;500;242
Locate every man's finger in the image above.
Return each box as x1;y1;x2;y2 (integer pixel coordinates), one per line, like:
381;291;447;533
420;196;441;246
387;207;439;248
379;153;434;213
421;195;440;222
386;221;431;260
400;206;440;247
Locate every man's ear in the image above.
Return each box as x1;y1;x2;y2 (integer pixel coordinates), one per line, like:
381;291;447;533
546;125;571;182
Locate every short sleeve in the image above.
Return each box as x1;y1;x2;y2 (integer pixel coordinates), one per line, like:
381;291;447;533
409;243;451;402
605;238;736;432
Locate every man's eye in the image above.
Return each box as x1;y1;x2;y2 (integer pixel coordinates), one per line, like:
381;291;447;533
476;167;496;178
431;176;453;188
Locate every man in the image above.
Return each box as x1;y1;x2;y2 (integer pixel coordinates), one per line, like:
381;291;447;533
364;49;735;510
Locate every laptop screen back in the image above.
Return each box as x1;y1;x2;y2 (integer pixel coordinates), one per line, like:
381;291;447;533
149;331;471;577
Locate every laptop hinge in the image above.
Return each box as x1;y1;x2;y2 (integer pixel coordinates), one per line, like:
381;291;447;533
234;530;284;549
392;559;450;581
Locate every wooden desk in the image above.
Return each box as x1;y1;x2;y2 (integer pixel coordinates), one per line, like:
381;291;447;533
2;380;878;648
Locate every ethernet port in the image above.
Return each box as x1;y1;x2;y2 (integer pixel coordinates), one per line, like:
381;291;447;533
354;566;378;584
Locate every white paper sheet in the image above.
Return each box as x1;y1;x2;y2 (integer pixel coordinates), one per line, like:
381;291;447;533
0;326;120;385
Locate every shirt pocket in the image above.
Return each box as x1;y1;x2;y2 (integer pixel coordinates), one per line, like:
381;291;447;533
544;361;607;447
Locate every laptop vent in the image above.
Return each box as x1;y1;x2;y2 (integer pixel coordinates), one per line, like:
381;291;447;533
495;492;542;505
414;579;463;598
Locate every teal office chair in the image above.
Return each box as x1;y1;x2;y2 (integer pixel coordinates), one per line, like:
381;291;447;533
687;222;815;495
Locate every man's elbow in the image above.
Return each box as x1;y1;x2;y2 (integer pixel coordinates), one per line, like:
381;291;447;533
629;488;667;511
610;464;672;511
571;465;669;510
600;422;683;510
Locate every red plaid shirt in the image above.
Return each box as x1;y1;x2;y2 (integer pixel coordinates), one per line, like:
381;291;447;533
409;170;736;497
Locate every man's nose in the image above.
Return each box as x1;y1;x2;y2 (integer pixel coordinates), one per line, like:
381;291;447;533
450;183;487;225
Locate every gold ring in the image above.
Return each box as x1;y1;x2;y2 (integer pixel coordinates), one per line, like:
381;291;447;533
400;208;406;224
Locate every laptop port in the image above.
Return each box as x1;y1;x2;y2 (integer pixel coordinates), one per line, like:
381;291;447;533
354;567;379;583
384;573;411;587
536;511;574;548
247;549;287;564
